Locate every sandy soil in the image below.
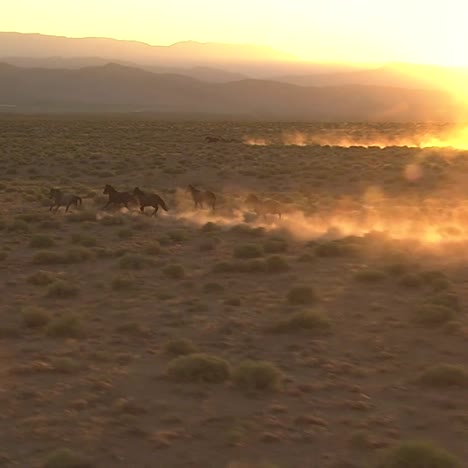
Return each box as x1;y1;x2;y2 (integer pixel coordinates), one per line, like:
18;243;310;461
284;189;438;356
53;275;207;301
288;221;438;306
0;116;468;468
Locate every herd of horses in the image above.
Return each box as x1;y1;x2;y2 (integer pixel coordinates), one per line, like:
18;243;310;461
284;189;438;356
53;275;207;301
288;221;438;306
48;185;283;219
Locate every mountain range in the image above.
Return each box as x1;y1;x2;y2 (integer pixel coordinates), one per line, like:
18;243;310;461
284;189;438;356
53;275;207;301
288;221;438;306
0;32;467;120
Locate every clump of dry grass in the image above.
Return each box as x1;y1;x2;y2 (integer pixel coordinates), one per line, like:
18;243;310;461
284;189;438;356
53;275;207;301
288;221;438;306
29;234;56;248
167;353;231;383
376;440;461;468
265;255;290;273
119;253;152;270
164;338;198;356
417;364;468;388
41;447;92;468
163;264;185;279
286;286;318;305
27;270;55;286
46;280;79;299
272;310;331;334
21;307;51;328
46;314;83;338
233;244;263;259
232;360;283;392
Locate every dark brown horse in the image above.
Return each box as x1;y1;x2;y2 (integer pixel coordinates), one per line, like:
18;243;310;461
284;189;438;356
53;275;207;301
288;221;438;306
245;193;282;219
133;187;168;216
49;188;82;212
102;184;136;210
187;184;216;211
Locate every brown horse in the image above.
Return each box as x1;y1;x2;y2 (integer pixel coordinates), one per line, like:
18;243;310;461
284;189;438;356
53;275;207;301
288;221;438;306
49;188;82;212
245;193;282;219
187;184;216;211
133;187;168;216
102;184;136;210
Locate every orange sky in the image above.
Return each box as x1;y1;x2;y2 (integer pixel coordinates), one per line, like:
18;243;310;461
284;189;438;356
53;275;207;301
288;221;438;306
2;0;467;66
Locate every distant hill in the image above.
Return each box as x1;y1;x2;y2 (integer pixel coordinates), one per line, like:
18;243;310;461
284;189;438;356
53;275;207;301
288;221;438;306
274;63;468;92
0;56;248;83
0;32;362;78
0;62;464;121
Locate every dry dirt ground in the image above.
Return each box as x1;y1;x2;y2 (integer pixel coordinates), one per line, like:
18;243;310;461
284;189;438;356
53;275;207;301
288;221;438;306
1;116;468;468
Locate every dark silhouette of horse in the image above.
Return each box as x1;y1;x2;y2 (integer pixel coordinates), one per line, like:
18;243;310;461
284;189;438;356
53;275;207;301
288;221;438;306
102;184;136;209
205;136;220;143
49;188;82;212
133;187;168;216
245;193;282;219
187;184;216;211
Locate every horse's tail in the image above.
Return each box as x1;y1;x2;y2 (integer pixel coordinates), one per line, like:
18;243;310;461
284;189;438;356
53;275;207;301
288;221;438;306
158;196;168;212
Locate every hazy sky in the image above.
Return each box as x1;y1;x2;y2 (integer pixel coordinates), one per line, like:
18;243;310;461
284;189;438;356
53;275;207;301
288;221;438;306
2;0;467;66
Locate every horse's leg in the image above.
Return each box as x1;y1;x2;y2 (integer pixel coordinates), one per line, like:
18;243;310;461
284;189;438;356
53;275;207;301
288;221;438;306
102;200;111;210
152;205;159;217
49;203;54;211
140;205;146;215
66;202;72;213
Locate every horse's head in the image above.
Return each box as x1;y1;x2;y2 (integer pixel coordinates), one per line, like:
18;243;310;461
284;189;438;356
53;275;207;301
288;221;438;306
103;184;113;195
186;184;194;193
133;187;142;196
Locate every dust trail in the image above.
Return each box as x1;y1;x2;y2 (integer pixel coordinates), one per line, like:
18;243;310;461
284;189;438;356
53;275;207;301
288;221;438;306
243;126;468;150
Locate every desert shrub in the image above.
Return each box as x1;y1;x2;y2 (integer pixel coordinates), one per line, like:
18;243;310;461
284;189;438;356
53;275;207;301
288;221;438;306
287;286;317;305
315;241;347;257
6;219;30;233
232;360;283;392
427;292;460;311
263;239;288;254
168;230;189;242
398;273;423;288
71;233;97;247
46;314;83;338
201;222;219;232
199;239;216;252
66;210;96;223
163;264;185;279
377;440;460;468
32;251;66;265
119;254;151;270
144;242;161;256
417;364;468;388
117;228;133;239
212;261;234;273
29;234;55;248
266;255;290;273
236;259;267;273
273;310;331;334
354;268;386;282
233;244;263;259
111;276;135;291
167;353;230;383
21;307;51;328
46;281;79;299
164;338;198;356
66;247;94;263
413;304;456;326
203;282;225;293
42;447;92;468
27;270;55;286
100;215;125;226
420;270;451;291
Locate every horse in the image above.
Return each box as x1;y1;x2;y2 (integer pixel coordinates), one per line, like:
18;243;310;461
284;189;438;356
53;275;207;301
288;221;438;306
102;184;136;210
132;187;168;216
205;136;220;143
187;184;216;211
48;188;82;212
245;193;282;219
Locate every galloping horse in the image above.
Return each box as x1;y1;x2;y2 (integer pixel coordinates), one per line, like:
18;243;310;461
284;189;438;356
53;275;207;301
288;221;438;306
133;187;168;216
102;184;136;209
187;184;216;211
245;193;282;219
49;188;82;212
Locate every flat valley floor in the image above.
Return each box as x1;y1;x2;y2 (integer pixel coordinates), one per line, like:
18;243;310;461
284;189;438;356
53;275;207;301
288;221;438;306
1;116;468;467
